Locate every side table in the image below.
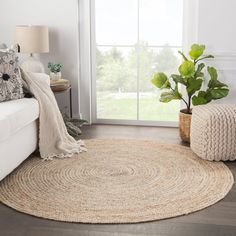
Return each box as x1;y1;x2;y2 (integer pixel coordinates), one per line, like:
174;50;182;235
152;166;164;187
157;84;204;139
50;80;72;118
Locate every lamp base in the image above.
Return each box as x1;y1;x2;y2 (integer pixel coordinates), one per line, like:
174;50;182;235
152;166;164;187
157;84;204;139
21;56;45;73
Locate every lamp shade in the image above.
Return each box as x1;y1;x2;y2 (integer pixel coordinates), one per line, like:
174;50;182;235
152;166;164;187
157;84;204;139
15;25;49;53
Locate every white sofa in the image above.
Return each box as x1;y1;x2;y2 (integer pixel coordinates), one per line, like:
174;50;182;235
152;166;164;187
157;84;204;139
0;98;39;180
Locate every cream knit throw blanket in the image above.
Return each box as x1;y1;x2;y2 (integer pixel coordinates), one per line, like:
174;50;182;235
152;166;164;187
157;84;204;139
22;71;87;160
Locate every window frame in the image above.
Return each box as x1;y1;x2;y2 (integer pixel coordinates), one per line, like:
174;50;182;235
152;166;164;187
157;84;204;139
78;0;199;126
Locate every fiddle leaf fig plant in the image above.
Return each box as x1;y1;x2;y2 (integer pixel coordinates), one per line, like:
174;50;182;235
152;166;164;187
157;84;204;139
151;44;229;114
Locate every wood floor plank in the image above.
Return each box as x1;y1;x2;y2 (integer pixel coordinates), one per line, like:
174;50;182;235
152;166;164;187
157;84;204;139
25;227;151;236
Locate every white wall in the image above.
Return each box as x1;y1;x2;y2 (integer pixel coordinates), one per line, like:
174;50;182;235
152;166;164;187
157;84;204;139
0;0;80;116
198;0;236;53
195;0;236;104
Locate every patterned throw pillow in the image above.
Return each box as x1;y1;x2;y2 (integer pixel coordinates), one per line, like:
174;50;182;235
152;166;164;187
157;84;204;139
0;44;24;102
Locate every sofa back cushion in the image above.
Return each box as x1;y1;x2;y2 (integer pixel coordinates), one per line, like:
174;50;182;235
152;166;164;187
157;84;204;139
0;44;24;102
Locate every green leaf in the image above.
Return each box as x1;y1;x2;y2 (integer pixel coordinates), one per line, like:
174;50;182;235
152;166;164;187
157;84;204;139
192;90;213;105
171;74;187;85
159;90;181;103
151;72;169;89
201;91;213;102
196;55;214;62
192;96;208;105
160;92;174;103
174;84;182;97
189;44;205;60
162;80;171;89
178;51;188;61
195;63;205;77
210;88;229;99
207;66;218;80
179;61;195;77
187;78;203;95
208;79;228;89
198;91;211;101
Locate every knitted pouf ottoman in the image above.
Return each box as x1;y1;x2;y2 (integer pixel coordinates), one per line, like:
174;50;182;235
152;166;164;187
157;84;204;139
190;104;236;161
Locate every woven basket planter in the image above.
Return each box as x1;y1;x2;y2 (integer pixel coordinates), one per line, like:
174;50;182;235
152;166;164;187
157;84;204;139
179;109;192;143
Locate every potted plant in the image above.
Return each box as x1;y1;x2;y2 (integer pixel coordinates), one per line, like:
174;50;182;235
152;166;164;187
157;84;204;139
151;44;229;143
48;62;62;80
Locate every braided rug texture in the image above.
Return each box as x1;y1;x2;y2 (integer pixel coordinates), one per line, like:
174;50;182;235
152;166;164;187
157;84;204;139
0;139;234;223
191;104;236;161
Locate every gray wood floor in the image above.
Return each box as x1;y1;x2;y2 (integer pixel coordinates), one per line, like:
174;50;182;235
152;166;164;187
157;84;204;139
0;125;235;236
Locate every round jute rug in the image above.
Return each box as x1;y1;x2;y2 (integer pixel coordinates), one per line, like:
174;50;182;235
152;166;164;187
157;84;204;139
0;139;234;223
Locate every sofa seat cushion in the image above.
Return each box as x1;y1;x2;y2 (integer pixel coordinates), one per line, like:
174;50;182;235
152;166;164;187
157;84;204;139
0;98;39;142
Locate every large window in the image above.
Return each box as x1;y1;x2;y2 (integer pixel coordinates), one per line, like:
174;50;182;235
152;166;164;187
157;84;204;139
92;0;183;124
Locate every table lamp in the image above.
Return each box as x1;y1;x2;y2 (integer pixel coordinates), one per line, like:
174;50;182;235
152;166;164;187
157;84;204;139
15;25;49;73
